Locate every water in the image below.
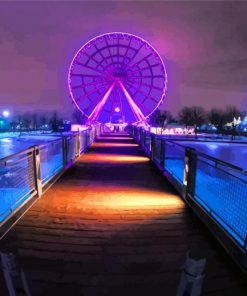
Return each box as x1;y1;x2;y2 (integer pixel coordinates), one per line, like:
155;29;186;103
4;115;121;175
177;141;247;170
164;140;247;246
0;135;62;159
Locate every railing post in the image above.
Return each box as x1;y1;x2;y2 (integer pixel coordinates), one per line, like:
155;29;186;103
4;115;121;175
144;130;148;151
151;133;155;161
86;128;89;147
140;128;144;148
76;133;80;157
77;132;82;157
62;136;68;168
33;146;42;197
160;138;166;169
135;126;138;141
184;147;197;200
90;127;93;144
139;127;142;145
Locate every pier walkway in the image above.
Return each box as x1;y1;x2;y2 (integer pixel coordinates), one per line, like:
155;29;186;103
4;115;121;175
0;133;246;295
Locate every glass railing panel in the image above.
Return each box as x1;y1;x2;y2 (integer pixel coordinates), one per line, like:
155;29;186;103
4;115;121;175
0;151;36;222
194;156;247;247
164;141;185;184
153;136;162;165
40;140;63;184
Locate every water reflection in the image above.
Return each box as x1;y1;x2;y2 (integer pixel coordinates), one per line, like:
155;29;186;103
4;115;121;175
0;136;61;159
180;141;247;170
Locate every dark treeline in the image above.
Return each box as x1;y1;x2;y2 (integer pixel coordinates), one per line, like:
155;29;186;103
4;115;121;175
150;105;243;127
149;105;246;136
3;106;246;135
9;112;63;132
5;108;87;132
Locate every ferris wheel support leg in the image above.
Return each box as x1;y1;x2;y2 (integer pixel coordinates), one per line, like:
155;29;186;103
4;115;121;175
118;81;148;127
87;82;116;125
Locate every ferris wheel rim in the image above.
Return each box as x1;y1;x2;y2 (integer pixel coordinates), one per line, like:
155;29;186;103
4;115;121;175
68;32;168;123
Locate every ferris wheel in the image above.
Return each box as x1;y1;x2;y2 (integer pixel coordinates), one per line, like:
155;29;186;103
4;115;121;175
68;32;167;125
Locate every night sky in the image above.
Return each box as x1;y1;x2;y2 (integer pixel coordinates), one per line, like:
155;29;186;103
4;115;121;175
0;1;247;118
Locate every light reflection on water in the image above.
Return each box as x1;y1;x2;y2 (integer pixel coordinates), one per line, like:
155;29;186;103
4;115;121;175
0;136;61;159
1;137;246;171
180;141;247;170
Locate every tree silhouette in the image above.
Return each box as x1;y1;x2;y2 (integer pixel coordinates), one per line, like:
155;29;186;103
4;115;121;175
72;108;87;124
22;114;32;131
224;106;241;123
179;106;205;137
207;108;224;126
149;109;172;127
207;108;226;136
179;106;205;127
50;112;59;132
32;113;38;131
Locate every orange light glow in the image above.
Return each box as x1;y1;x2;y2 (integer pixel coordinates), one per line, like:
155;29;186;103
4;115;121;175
97;136;132;140
80;153;149;163
93;142;138;147
43;184;184;220
98;193;183;209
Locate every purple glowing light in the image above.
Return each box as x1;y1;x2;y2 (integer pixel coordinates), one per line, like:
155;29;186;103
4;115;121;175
118;80;147;125
87;82;116;124
68;32;167;125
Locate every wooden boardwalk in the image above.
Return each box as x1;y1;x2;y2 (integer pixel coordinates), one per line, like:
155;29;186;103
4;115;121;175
0;133;246;295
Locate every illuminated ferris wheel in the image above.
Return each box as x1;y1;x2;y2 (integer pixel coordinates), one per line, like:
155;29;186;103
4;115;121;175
68;32;167;125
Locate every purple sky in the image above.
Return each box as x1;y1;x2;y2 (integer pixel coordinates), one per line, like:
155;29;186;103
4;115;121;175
0;1;247;118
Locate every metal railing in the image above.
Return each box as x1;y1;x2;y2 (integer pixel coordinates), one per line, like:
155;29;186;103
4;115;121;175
0;149;37;223
187;149;247;248
0;125;100;231
140;128;152;156
131;126;247;271
151;134;164;168
40;139;64;185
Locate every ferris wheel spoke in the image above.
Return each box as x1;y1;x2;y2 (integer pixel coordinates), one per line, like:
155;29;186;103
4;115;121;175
87;82;116;124
129;75;164;79
76;62;106;76
104;38;115;65
93;43;112;70
124;52;152;73
118;81;148;124
71;74;104;79
76;82;110;103
93;44;106;61
122;43;144;72
127;63;160;75
83;51;103;68
125;81;158;105
72;79;107;90
118;36;132;73
137;82;164;92
124;84;151;115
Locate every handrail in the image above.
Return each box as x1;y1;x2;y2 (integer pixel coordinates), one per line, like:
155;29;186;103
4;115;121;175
0;130;86;162
0;147;35;163
165;138;246;174
131;126;247;269
0;125;100;231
